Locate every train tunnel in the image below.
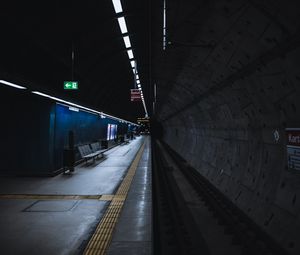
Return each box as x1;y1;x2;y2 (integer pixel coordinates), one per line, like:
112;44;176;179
0;0;300;254
152;1;300;254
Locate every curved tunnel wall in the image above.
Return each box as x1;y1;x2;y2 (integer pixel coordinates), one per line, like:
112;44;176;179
158;1;300;253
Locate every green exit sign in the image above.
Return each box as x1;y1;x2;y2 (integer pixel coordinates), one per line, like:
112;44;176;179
64;81;78;90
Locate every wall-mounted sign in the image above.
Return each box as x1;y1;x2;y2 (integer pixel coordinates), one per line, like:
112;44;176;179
137;117;150;123
64;81;78;90
130;89;141;102
286;128;300;171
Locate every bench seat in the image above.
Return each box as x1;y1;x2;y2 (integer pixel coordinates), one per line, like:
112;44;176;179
78;143;105;164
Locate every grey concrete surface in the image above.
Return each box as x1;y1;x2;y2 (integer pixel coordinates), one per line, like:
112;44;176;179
107;138;152;255
0;138;144;195
155;1;300;254
0;137;145;255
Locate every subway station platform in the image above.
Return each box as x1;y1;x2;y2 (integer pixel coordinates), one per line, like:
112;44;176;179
0;136;151;255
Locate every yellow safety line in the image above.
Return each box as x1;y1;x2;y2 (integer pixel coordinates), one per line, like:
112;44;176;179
0;194;114;201
84;142;145;255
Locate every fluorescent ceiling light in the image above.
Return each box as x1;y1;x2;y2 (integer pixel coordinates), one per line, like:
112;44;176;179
136;75;139;80
123;36;131;48
117;17;128;34
127;49;134;59
130;60;136;68
32;91;139;125
112;0;123;13
0;80;27;89
136;80;140;84
137;84;141;88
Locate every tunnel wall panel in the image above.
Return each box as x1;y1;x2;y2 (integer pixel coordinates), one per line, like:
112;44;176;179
0;87;54;175
158;0;300;252
53;103;127;171
0;87;129;175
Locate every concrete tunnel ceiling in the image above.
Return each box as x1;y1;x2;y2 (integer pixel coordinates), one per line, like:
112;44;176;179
0;0;151;122
153;0;300;253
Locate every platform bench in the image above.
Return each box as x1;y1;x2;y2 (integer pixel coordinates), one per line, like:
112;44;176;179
78;143;105;164
90;142;106;156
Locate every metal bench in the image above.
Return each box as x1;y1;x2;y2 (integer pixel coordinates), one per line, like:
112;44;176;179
78;143;104;164
90;142;106;157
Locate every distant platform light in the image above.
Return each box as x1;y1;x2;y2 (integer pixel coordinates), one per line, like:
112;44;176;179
117;17;128;34
136;74;139;80
112;0;123;13
127;49;134;59
123;36;131;48
0;80;27;89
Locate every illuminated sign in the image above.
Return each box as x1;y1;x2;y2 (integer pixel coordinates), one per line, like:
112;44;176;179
130;89;141;101
137;117;150;123
64;81;78;90
286;128;300;171
107;124;118;140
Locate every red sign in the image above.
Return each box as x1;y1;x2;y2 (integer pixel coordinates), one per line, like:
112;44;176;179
286;129;300;146
286;128;300;171
131;89;141;102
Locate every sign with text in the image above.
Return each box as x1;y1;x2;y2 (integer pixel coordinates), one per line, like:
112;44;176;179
137;117;150;123
130;89;141;102
286;128;300;171
64;81;78;90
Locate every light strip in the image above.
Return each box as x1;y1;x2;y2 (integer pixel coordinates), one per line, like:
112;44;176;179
123;36;131;48
112;0;123;13
32;91;138;126
0;80;27;89
142;98;148;117
117;17;128;34
130;60;136;68
127;49;134;59
112;1;148;117
163;0;167;50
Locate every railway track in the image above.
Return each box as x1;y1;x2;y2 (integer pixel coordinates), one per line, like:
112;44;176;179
152;139;289;255
152;139;209;255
